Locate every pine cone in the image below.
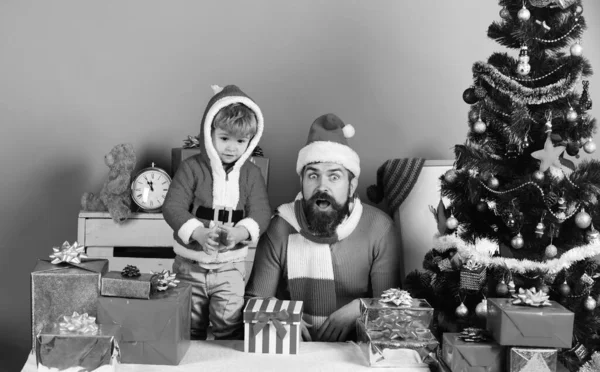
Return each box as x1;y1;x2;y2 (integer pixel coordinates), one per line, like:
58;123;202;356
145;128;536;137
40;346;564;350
121;264;141;277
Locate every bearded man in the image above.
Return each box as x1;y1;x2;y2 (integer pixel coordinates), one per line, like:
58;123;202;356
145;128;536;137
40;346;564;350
245;113;401;342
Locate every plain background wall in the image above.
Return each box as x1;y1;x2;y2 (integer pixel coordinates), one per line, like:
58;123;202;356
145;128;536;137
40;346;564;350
1;1;599;369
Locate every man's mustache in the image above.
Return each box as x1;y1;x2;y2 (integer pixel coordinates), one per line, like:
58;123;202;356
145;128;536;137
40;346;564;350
307;191;336;205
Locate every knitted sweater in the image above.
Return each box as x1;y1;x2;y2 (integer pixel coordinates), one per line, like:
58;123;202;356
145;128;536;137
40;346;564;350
245;198;401;331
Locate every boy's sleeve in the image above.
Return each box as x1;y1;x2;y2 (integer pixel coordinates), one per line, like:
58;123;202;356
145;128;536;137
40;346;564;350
235;166;272;244
162;159;203;244
370;219;402;297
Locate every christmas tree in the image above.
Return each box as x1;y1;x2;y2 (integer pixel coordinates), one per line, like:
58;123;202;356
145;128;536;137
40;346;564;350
404;1;599;370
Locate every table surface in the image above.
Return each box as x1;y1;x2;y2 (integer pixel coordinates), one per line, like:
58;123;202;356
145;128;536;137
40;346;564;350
22;340;432;372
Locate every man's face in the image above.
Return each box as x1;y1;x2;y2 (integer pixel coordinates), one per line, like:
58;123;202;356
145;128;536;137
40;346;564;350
301;162;358;236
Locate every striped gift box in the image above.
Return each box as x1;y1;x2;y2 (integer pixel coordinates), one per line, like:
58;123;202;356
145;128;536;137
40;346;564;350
243;298;303;354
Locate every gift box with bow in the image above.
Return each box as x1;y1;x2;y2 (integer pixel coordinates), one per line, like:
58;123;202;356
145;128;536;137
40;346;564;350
442;332;505;372
356;318;439;368
486;298;574;348
30;241;109;351
360;289;433;333
508;347;558;372
243;298;303;354
35;312;120;372
97;282;191;365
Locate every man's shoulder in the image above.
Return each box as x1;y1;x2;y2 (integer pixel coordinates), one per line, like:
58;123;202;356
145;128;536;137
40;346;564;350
360;203;394;224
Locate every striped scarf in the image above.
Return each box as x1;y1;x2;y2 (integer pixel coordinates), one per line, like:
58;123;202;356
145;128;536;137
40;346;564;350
276;194;363;335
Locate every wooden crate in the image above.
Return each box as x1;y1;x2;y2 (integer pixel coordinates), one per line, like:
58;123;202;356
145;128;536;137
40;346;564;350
78;211;256;276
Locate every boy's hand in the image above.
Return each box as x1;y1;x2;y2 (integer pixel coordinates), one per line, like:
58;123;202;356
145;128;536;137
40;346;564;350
217;225;250;252
191;226;219;255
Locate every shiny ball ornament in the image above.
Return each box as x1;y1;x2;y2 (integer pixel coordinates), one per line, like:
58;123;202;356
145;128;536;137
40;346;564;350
539;284;550;294
575;209;592;229
500;7;511;19
566;107;578;123
446;214;459;230
445;169;458;183
584;296;597;311
463;88;479;104
487;176;500;190
535;222;545;238
516;62;531;76
533;170;545;183
475;299;488;319
566;142;580;157
570;43;583;57
574;5;583;15
476;201;488;213
506;215;516;228
556;212;567;222
522;138;530;149
455;302;469;318
559;281;571;297
545;244;558;258
518;6;531;21
496;280;509;296
469;110;480;122
511;233;524;249
473;119;487;134
584;141;596;154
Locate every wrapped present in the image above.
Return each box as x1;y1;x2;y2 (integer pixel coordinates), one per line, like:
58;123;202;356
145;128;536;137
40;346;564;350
360;289;433;332
36;312;120;372
486;298;574;348
243;298;303;354
442;331;505;372
356;318;438;368
101;270;156;299
97;283;191;365
31;242;109;351
460;260;486;291
508;347;557;372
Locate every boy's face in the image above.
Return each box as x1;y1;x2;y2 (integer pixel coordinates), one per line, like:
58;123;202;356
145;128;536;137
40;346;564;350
211;127;251;164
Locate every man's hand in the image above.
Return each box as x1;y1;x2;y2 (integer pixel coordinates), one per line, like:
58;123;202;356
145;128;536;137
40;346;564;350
191;226;219;255
217;225;250;252
316;299;360;342
301;317;313;341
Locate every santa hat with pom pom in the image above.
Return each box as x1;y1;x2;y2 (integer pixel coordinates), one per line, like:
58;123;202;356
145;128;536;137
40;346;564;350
296;113;360;178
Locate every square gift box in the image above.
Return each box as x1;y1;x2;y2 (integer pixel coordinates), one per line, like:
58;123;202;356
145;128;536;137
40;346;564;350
101;271;156;299
243;298;303;354
36;317;120;372
356;318;439;368
359;297;433;332
31;258;109;351
486;298;574;348
442;332;505;372
97;283;191;365
508;347;558;372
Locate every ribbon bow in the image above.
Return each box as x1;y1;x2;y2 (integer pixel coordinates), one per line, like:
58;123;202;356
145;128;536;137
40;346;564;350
458;327;491;343
152;269;180;291
512;287;552;307
182;135;201;149
252;309;290;339
379;288;413;307
59;312;98;334
49;241;87;265
463;259;482;272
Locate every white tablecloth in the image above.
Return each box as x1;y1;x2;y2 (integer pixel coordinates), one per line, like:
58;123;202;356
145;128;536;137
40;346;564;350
22;340;432;372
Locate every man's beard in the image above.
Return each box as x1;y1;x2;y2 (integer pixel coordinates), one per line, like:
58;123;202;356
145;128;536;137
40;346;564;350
302;191;351;237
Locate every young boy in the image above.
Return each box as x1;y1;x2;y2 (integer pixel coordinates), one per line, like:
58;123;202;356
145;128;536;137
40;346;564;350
163;85;271;340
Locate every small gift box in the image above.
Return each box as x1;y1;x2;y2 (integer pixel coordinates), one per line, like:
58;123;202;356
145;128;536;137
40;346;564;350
243;298;303;354
97;280;191;365
487;297;574;348
442;331;505;372
31;242;109;351
460;260;486;291
101;267;156;299
36;312;120;372
508;347;558;372
356;318;438;368
360;289;433;332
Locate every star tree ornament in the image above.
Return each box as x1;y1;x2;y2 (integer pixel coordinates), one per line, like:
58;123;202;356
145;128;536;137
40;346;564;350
531;134;566;172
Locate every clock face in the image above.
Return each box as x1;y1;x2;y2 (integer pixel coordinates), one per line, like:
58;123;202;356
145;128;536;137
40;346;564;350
131;168;172;211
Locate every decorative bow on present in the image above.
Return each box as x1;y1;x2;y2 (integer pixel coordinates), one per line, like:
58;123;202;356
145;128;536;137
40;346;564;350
458;327;491;343
463;259;482;272
121;264;141;277
152;270;180;291
182;135;201;149
59;312;98;334
512;287;552;307
252;309;290;339
379;288;413;307
49;241;87;265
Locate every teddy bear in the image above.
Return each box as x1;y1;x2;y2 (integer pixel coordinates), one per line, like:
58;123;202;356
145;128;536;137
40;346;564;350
81;143;137;223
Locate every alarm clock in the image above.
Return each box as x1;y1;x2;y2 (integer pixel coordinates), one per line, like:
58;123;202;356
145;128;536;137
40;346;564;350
131;162;172;212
